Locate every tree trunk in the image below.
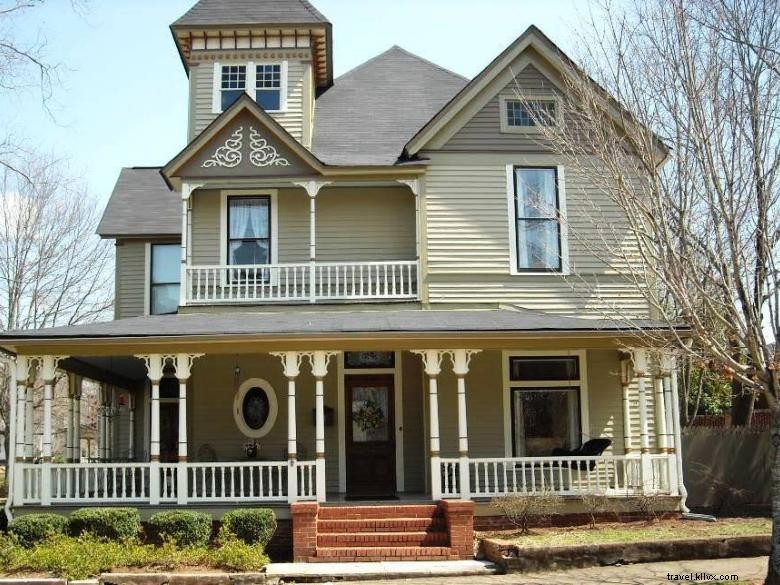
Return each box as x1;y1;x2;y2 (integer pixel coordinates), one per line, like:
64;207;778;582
767;404;780;584
731;379;755;426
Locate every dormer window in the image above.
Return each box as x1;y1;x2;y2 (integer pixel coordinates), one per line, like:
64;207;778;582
255;64;282;111
220;65;247;111
500;96;560;133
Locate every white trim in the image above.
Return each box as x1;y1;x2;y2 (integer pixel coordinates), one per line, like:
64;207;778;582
219;189;279;268
338;352;404;494
212;61;221;114
501;349;589;457
499;95;562;134
143;243;151;316
233;377;279;439
506;164;571;276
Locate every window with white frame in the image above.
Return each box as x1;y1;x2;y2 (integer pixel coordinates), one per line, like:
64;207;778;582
513;167;562;271
255;64;282;111
220;64;247;111
509;356;582;457
150;243;180;315
227;196;271;266
505;98;557;128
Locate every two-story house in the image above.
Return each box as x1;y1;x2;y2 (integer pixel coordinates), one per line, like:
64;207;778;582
0;0;689;562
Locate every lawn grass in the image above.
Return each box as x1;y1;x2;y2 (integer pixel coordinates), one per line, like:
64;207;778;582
481;517;770;548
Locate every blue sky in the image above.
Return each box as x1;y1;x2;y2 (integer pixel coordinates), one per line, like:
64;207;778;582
1;0;586;204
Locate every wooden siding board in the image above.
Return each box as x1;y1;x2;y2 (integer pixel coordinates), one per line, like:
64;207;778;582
115;241;146;319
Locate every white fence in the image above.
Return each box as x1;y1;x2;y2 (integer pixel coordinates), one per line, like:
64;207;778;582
185;261;419;304
439;455;675;499
16;460;318;506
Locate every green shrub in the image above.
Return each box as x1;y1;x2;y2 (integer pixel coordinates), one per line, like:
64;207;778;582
220;509;276;546
9;513;69;547
149;511;212;547
208;535;268;571
68;507;140;541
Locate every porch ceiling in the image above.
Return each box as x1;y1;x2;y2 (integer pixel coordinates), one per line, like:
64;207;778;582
0;307;689;355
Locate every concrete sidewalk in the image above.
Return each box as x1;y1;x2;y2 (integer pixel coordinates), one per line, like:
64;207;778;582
264;559;496;581
295;556;767;584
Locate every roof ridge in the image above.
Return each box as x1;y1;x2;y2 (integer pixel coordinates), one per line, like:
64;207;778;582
335;45;468;84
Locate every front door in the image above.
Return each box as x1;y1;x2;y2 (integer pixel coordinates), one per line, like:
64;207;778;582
345;375;396;498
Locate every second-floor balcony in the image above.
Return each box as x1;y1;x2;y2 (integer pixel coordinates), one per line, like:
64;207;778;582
184;260;419;305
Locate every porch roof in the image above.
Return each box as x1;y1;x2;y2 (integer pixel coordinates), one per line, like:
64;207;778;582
0;307;686;346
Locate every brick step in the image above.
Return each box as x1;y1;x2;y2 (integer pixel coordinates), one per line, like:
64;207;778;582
317;504;440;520
312;546;457;562
318;517;448;533
317;531;449;547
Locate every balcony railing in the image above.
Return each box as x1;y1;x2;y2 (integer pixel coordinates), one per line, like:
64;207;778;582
184;260;419;305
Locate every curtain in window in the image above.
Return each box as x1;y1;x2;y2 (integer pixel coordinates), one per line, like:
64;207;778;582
228;197;270;266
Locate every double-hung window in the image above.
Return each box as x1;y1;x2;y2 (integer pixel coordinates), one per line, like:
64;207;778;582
508;355;582;457
255;64;282;111
150;244;180;315
220;64;247;111
505;99;557;128
227;196;271;266
513;167;562;271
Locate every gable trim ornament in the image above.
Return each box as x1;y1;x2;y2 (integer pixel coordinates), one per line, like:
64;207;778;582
202;126;244;168
249;127;290;167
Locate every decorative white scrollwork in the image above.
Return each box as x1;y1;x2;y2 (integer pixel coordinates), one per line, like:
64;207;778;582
202;127;243;168
249;126;290;167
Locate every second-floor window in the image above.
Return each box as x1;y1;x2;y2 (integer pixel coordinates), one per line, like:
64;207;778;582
506;99;557;127
150;243;180;315
220;64;247;111
228;196;271;265
513;167;562;271
255;64;281;111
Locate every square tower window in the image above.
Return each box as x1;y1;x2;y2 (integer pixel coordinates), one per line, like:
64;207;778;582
255;64;282;111
220;65;246;111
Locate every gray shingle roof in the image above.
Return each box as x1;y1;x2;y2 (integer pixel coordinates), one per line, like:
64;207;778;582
0;308;682;342
172;0;329;27
96;168;179;238
311;46;468;166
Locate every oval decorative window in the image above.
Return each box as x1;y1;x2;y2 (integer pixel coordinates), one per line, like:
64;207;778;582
233;378;278;438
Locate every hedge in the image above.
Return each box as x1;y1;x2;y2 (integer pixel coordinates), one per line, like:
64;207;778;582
148;511;212;547
68;508;141;541
220;509;276;546
8;514;69;547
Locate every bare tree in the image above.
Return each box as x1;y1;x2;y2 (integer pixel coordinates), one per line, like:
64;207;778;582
522;0;780;579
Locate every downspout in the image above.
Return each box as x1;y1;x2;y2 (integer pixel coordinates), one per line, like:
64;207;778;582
671;346;690;512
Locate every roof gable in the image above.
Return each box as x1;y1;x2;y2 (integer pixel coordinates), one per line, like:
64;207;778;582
405;26;667;157
163;95;324;185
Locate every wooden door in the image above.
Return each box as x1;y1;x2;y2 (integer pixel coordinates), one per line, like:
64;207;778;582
345;374;396;497
159;403;179;463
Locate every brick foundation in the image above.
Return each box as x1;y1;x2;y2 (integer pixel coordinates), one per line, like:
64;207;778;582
291;502;319;562
441;500;475;559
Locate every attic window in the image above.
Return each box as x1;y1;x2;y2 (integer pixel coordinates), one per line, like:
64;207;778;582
501;97;559;132
221;65;247;111
255;64;282;111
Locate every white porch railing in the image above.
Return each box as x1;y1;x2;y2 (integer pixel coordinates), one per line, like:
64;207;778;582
439;455;675;499
184;261;419;305
16;460;317;506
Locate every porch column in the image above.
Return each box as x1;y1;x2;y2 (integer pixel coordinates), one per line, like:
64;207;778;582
631;348;652;494
137;354;165;505
669;355;689;510
24;360;35;460
652;354;669;453
294;180;331;303
40;356;64;506
128;393;136;460
620;354;633;454
73;377;82;462
12;356;28;504
173;353;203;505
307;351;338;502
448;349;480;500
66;374;75;462
179;183;202;308
273;351;303;503
413;350;445;500
397;179;423;300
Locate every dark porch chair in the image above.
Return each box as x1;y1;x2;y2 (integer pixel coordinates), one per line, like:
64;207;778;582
551;438;612;471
